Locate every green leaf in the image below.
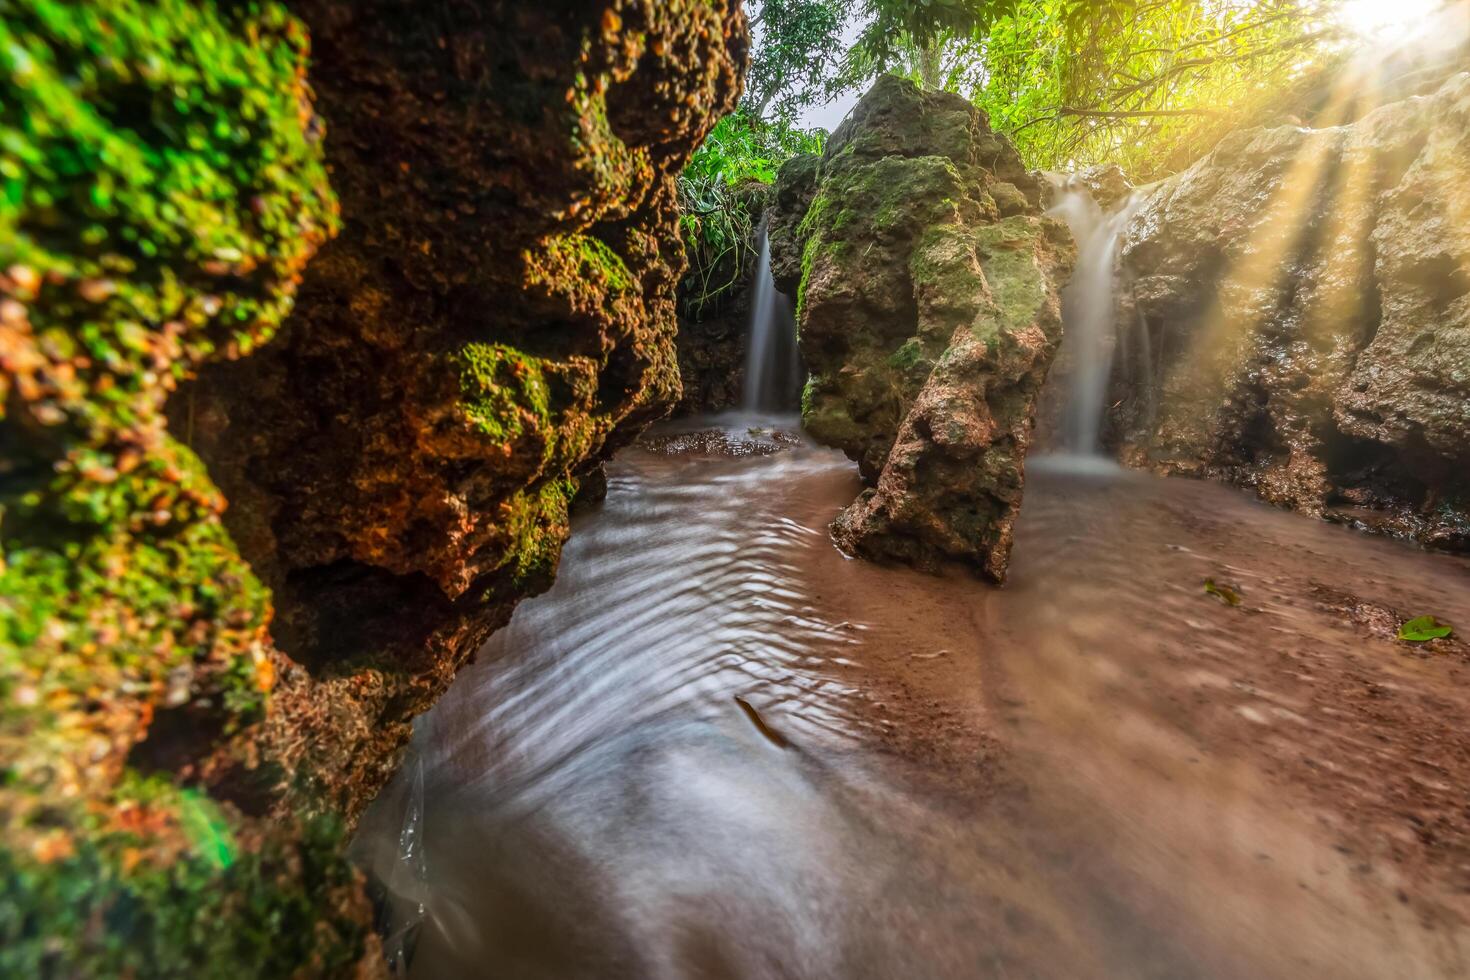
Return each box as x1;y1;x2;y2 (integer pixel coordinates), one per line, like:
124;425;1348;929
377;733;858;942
1203;578;1241;607
178;788;236;870
1398;615;1454;643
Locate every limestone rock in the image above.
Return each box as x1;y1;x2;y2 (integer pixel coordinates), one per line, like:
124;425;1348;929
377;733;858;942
1061;164;1133;211
1111;73;1470;550
769;153;822;296
769;76;1073;581
0;0;746;971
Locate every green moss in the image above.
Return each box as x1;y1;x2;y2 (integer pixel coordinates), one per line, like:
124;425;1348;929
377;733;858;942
801;374;821;417
503;477;577;589
564;234;634;292
815;156;964;240
1;778;370;978
0;1;353;970
873;201;903;232
796;232;822;322
886;338;925;372
973;217;1047;335
796;191;833;240
453;342;554;446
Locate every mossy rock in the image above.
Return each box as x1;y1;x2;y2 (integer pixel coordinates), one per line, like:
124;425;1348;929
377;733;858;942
0;0;377;972
2;0;748;970
765;75;1076;579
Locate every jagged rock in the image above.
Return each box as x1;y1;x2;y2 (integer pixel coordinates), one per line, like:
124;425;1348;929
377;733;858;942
768;76;1073;581
0;0;745;972
1110;72;1470;550
676;311;748;412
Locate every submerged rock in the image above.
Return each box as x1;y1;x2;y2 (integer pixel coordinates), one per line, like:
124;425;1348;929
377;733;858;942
1111;73;1470;550
1;0;745;971
769;76;1073;581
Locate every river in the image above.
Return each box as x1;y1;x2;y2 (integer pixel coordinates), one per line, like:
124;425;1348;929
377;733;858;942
354;413;1470;979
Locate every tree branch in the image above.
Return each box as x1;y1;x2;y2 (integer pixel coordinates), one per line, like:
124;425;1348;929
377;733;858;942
1059;106;1223;119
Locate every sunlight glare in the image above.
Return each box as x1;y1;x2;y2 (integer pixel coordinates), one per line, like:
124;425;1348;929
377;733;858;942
1338;0;1441;40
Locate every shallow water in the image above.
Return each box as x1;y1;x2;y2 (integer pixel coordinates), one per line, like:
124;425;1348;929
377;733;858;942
355;414;1470;979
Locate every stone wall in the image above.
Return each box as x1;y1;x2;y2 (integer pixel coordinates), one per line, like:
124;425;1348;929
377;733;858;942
1110;73;1470;550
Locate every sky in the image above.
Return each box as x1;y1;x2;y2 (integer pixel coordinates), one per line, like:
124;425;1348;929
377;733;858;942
747;1;866;133
797;88;863;132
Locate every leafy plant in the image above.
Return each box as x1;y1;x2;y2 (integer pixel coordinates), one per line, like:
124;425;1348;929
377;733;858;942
751;0;1363;179
678;112;825;318
972;0;1352;178
846;0;1019;76
746;0;1018;119
1398;616;1454;643
746;0;849;119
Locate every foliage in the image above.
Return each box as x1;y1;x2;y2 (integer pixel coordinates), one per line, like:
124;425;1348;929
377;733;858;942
746;0;848;119
678;112;824;318
684;110;825;185
1398;615;1454;642
750;0;1358;178
745;0;1017;120
882;31;987;92
847;0;1018;73
972;0;1347;178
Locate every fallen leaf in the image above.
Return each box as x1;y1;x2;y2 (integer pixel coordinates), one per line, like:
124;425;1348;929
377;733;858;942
1205;578;1242;607
1398;615;1453;643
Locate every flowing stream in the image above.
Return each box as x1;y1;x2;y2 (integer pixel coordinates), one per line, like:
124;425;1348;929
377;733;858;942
354;416;1470;979
353;204;1470;979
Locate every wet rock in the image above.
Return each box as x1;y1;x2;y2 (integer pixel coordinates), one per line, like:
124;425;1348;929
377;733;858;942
1110;73;1470;551
1;0;745;971
768;75;1073;581
676;309;747;412
1066;164;1132;211
769;153;822;295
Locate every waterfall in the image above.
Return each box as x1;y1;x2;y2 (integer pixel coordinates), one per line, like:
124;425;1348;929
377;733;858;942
1046;183;1145;456
742;223;802;412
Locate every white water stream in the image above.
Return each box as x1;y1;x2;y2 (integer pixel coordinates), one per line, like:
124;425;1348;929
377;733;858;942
1046;183;1145;456
741;225;802;412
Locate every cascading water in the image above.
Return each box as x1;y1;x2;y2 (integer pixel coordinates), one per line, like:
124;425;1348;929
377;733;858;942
741;223;802;412
1046;183;1145;456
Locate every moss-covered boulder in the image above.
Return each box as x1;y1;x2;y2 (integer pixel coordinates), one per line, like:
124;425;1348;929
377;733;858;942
1;0;746;972
769;76;1073;580
0;1;376;973
1109;73;1470;550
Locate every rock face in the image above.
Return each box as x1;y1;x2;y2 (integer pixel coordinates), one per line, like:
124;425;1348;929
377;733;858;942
676;308;747;413
1110;73;1470;550
1042;164;1132;211
769;76;1073;581
0;0;745;972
